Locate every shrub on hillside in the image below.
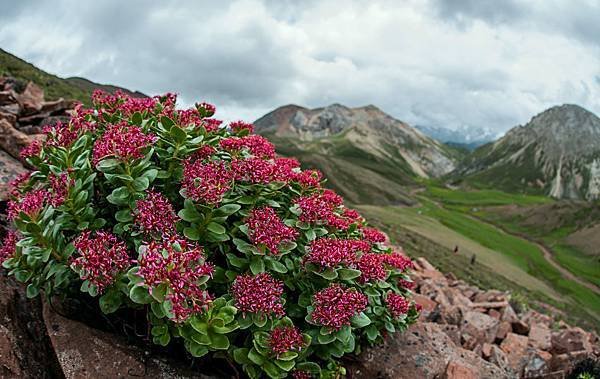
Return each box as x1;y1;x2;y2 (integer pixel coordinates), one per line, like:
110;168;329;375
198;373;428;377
1;91;419;378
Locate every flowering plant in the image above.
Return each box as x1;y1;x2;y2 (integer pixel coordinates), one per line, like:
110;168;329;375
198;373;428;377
1;91;418;378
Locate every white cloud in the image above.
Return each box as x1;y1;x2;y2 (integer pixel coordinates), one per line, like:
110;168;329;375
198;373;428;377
0;0;598;132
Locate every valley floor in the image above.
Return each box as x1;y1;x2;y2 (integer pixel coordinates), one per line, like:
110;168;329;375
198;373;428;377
356;187;600;332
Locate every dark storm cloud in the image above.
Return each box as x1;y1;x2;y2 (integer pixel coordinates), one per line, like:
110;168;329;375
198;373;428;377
0;0;598;132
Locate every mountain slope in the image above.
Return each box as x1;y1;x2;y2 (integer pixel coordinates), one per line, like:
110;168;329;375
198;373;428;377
455;104;600;200
0;48;146;104
255;104;458;205
415;124;498;149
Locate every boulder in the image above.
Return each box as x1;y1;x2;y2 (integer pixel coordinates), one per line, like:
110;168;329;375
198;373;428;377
0;149;28;200
0;119;32;160
528;324;552;351
487;345;515;378
346;322;510;379
460;311;500;347
551;327;593;354
523;350;552;379
443;361;477;379
500;333;529;374
14;82;44;115
495;321;512;342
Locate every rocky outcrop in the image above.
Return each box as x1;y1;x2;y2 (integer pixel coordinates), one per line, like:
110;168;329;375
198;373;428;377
0;76;75;200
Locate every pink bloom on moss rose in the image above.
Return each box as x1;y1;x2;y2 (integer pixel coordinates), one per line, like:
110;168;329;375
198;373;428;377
7;189;48;220
230;120;254;134
231;272;285;317
357;253;387;283
0;230;19;262
93;122;156;164
20;140;42;159
181;159;233;205
305;238;369;268
311;284;368;330
71;230;131;293
386;293;410;318
268;326;304;356
137;237;214;322
133;190;179;236
246;207;298;254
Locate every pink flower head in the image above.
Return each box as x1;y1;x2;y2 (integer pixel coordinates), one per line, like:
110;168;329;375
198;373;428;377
93;122;156;164
203;118;223;132
20;140;42;159
7;189;48;220
271;157;301;182
292;371;312;379
231;158;274;184
133;190;179;236
177;108;204;127
268;326;304;356
137;237;214;322
190;145;216;161
230;120;254;134
311;284;367;330
294;169;322;188
305;238;365;268
231;273;285;317
246;207;298;254
386;293;410;318
43;121;79;148
9;172;31;198
181;160;233;205
70;103;96;132
357;253;387;283
384;252;414;272
0;230;19;262
398;278;416;290
220;135;275;159
195;102;216;118
71;230;131;293
48;172;72;207
362;227;387;244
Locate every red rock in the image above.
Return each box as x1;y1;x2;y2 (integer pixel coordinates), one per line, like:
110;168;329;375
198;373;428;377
551;327;593;354
500;333;529;373
528;324;551;351
523;350;552;379
481;342;493;359
0;119;33;160
522;310;553;328
0;149;28;200
495;321;512;342
511;319;530;335
501;304;519;323
461;311;500;346
443;361;477;379
488;309;501;320
14;82;44;115
413;293;437;313
488;345;514;377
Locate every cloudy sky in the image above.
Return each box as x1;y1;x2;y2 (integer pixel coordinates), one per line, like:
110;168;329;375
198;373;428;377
1;0;599;134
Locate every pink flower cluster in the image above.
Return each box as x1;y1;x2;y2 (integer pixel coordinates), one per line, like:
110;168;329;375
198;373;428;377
294;169;322;188
48;172;71;207
311;284;368;330
195;102;216;118
384;252;414;271
230;120;254;134
246;207;298;254
305;238;370;268
137;237;214;322
362;227;387;244
398;278;416;290
92;90;161;116
231;273;285;317
7;189;48;220
9;172;31;198
356;253;387;283
220;135;275;159
92;122;156;164
181;160;233;204
20;140;42;159
295;190;343;224
268;326;304;356
0;231;19;262
43;122;79;148
177;106;221;132
71;231;131;292
291;371;312;379
386;293;410;318
133;190;179;236
231;158;275;184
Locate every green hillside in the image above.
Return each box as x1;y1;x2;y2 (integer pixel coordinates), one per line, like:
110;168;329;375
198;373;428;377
0;48;145;104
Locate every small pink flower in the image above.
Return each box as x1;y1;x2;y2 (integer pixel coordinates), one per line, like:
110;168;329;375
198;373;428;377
48;172;72;207
195;102;216;118
305;238;367;268
220;135;275;158
231;273;285;317
230;120;254;134
384;252;414;271
398;278;416;290
294;169;322;188
20;140;42;159
181;160;233;205
137;236;214;322
357;253;387;283
71;230;131;293
43;121;79;148
8;172;31;198
362;227;387;243
291;370;312;379
0;230;19;262
246;207;298;254
311;284;367;330
231;158;274;184
133;190;179;236
268;326;304;356
7;189;48;220
386;293;410;318
93;122;156;164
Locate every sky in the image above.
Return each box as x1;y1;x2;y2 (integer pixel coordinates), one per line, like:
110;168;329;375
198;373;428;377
1;0;599;134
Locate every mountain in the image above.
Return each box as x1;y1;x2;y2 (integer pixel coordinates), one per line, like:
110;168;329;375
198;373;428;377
415;124;498;150
454;104;600;200
0;48;146;104
254;104;459;205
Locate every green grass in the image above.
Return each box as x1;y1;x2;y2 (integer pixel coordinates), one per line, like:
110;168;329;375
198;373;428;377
552;244;600;288
426;185;551;206
414;197;600;319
